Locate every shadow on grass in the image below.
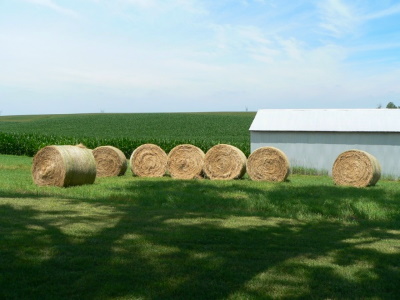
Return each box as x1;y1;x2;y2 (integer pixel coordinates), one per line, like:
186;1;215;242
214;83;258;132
107;179;400;226
1;179;399;299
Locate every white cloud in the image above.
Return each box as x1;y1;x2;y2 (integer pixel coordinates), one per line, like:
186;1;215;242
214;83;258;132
207;24;281;63
23;0;79;18
237;26;271;45
318;0;360;38
118;0;207;14
278;38;304;61
363;3;400;20
237;26;281;62
240;0;268;5
122;0;155;7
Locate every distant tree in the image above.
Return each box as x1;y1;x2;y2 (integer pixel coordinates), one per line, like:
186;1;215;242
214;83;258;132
377;104;382;109
386;102;398;109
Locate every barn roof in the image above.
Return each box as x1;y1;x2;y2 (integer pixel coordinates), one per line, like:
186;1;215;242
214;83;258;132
249;109;400;132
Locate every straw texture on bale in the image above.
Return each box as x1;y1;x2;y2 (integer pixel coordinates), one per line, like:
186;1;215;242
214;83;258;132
203;144;247;180
32;145;96;187
93;146;127;177
247;147;290;182
167;144;205;179
332;149;381;187
130;144;167;177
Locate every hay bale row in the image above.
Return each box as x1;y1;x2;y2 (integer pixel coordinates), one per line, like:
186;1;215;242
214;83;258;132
32;144;128;187
32;144;289;185
131;144;289;182
32;143;381;188
127;143;248;180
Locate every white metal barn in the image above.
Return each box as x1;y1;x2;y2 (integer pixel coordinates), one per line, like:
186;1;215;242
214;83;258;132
249;109;400;178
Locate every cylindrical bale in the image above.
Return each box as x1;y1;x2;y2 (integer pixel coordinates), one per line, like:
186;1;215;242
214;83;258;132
167;144;205;179
32;145;97;187
93;146;127;177
247;146;290;182
332;149;381;187
203;144;246;180
130;144;167;177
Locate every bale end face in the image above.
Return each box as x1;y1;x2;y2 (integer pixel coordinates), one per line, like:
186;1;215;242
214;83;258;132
167;144;205;179
32;146;66;187
130;144;168;177
332;149;381;187
203;144;247;180
93;146;127;177
247;146;290;182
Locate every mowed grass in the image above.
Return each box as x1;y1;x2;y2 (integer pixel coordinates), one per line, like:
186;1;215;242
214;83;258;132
1;154;399;299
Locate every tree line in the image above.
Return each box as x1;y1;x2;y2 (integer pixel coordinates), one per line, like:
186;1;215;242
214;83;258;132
377;102;399;109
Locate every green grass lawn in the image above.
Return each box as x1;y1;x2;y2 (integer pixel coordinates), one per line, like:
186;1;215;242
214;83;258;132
1;154;399;299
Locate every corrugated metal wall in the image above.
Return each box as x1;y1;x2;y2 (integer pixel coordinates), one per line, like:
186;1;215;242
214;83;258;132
250;131;400;178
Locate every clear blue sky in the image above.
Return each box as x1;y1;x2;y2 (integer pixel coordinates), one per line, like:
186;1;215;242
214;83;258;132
1;0;400;115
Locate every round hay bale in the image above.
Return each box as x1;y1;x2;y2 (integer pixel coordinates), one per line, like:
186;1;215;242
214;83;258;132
93;146;127;177
32;145;96;187
332;149;381;187
247;147;290;182
167;144;205;179
130;144;167;177
203;144;246;180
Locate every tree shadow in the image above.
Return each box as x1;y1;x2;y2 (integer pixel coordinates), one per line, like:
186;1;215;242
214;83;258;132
1;179;399;299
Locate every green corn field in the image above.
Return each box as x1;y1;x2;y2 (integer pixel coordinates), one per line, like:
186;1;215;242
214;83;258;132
0;112;255;157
